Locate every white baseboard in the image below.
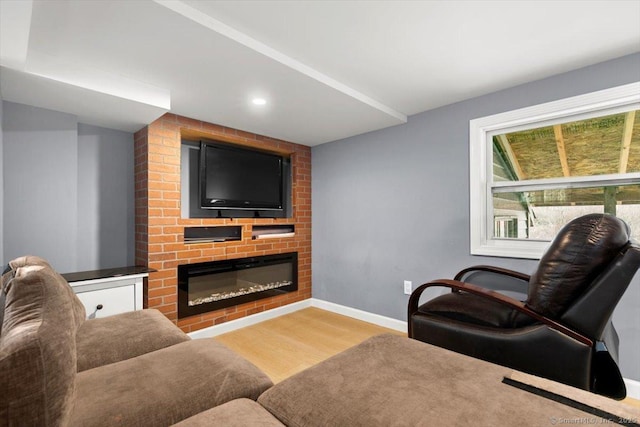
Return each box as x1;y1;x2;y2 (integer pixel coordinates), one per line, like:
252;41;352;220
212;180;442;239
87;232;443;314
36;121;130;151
188;298;639;399
187;297;406;339
187;299;311;339
309;299;407;333
624;378;640;400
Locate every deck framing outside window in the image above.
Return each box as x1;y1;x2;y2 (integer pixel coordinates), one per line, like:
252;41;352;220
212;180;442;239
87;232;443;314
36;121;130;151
470;82;640;259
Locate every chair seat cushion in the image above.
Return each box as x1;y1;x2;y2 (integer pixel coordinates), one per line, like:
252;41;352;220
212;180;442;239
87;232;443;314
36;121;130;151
417;292;536;328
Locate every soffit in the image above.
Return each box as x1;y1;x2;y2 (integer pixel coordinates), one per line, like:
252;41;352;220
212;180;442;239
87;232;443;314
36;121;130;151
1;0;639;144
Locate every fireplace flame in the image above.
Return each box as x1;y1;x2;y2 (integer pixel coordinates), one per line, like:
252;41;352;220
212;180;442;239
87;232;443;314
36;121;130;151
188;280;293;306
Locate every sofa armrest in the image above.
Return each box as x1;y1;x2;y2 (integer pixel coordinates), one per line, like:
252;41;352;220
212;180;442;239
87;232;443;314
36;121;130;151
76;309;190;371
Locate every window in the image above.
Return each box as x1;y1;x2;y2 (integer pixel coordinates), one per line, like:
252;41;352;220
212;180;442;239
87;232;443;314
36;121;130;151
470;83;640;259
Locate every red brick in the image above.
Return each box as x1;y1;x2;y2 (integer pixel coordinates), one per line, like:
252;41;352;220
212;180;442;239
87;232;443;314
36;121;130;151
148;287;175;298
137;114;312;333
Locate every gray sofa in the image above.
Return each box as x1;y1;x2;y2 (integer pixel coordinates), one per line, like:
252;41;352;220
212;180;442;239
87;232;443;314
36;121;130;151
1;256;272;426
2;256;636;427
177;333;638;427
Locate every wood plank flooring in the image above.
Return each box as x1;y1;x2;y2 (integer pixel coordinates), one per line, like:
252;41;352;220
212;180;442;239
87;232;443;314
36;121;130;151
213;307;404;383
213;307;640;410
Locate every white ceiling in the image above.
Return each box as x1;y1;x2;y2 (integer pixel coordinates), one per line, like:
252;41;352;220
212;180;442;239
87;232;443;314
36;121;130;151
1;0;639;146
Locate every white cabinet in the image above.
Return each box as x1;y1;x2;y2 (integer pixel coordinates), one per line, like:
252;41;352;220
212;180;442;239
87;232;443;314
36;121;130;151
74;281;136;318
64;268;150;319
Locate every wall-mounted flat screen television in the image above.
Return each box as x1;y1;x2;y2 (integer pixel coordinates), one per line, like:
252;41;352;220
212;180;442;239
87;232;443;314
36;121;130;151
199;141;284;212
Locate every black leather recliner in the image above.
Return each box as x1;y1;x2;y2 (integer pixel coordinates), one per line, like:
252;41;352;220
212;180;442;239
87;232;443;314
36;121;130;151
408;214;640;399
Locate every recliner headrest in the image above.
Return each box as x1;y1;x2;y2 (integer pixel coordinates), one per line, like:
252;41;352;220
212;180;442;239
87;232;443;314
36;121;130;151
526;214;630;318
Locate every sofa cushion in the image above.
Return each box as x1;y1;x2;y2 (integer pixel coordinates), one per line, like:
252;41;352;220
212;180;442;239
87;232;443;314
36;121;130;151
171;399;285;427
258;334;613;427
0;256;86;426
76;309;191;371
71;338;273;427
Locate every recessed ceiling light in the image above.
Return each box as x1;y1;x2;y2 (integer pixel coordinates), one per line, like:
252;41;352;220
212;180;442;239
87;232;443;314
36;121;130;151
252;98;267;105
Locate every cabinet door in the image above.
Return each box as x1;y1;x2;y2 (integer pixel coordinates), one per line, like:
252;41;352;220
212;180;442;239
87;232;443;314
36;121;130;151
76;285;135;318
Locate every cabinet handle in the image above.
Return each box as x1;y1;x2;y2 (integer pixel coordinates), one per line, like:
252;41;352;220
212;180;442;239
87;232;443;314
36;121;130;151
96;304;104;310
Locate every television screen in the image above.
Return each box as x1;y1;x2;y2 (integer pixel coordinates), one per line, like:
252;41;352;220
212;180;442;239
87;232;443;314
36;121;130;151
200;141;284;211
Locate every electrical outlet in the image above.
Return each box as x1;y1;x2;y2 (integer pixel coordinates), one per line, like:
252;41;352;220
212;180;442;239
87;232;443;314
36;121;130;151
404;280;412;295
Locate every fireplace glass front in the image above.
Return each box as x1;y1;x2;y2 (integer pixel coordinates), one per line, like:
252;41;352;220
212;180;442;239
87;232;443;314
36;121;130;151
178;252;297;318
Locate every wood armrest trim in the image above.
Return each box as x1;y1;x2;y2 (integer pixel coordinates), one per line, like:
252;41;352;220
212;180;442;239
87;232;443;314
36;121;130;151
408;279;592;347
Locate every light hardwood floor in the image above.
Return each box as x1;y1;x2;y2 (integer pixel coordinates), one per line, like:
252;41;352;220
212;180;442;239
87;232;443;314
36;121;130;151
214;307;403;383
214;307;640;410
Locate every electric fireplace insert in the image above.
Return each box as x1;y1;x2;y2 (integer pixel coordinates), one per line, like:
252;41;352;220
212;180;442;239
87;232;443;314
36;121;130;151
177;252;298;318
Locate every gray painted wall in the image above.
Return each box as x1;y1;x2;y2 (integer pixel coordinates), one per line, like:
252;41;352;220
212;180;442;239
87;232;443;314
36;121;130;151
2;101;134;272
3;102;79;272
312;53;640;380
77;123;134;269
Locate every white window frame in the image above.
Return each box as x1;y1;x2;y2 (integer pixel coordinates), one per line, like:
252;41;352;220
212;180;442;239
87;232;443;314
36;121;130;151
470;82;640;259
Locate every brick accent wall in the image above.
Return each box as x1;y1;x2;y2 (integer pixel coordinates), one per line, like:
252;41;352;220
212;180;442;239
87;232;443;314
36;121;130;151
134;113;311;333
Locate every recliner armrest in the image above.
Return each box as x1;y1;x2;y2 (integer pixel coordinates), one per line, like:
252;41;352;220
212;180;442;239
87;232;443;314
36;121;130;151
455;265;530;281
454;265;530;298
408;279;592;347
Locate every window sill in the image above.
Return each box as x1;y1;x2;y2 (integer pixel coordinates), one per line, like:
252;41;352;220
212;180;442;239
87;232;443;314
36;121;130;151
471;239;550;260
